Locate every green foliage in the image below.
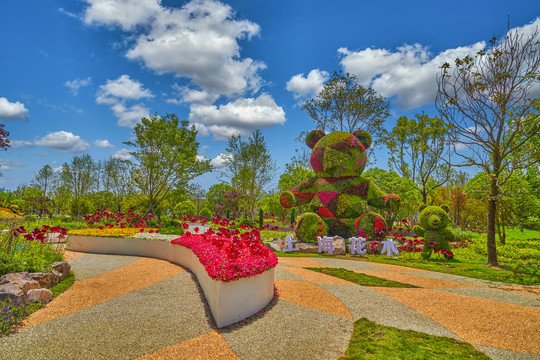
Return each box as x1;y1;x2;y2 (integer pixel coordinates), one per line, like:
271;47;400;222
302;71;390;143
124;113;212;216
385;114;451;204
200;207;212;220
0;252;24;276
223;130;276;216
340;318;490;360
307;268;416;287
258;208;263;228
290;208;295;226
174;200;196;218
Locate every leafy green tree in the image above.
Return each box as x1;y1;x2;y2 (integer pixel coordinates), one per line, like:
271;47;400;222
223;130;276;216
59;154;97;217
363;168;422;223
103;157;134;213
31;164;55;197
436;28;540;266
124;114;211;216
0;124;10;177
302;71;390;144
206;182;234;215
385;114;452;204
258;193;287;218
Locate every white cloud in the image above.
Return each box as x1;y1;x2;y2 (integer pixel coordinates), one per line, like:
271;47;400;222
167;85;219;105
0;160;22;171
189;93;285;140
96;75;152;127
286;69;329;100
93;139;114;148
14;131;90;153
84;0;161;31
338;42;486;109
0;97;29;120
111;148;132;160
97;75;153;103
58;8;79;19
85;0;264;98
111;103;150;128
65;77;92;95
210;153;228;169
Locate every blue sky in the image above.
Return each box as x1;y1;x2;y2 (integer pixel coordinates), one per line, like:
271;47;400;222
0;0;539;192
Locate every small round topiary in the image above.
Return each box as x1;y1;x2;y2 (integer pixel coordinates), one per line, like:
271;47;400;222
295;213;328;243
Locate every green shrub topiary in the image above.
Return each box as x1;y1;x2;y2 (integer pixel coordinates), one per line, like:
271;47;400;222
280;129;401;242
413;204;454;259
295;213;328;243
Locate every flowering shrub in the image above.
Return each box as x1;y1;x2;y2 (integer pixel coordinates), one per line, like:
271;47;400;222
68;227;158;238
171;226;278;282
83;208;153;228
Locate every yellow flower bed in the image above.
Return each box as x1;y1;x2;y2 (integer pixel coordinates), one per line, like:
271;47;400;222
68;228;158;238
0;207;17;218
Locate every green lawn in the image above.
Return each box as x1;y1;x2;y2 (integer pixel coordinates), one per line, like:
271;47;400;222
306;267;416;287
339;318;490;360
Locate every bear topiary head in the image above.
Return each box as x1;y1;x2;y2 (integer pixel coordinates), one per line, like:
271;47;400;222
306;129;372;178
418;204;450;230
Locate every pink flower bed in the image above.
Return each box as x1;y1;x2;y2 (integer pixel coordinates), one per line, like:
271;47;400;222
171;227;278;283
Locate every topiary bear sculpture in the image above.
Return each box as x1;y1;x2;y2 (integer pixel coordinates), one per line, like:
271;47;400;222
280;129;401;243
413;204;454;260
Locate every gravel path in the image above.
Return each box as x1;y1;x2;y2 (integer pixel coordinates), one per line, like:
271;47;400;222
1;252;539;360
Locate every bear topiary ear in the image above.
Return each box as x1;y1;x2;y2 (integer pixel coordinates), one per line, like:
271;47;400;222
441;204;450;213
306;129;326;149
418;204;427;212
352;130;372;149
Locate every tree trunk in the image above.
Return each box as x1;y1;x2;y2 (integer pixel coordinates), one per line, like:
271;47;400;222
486;180;499;266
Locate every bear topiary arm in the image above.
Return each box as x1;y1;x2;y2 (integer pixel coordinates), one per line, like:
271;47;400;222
364;179;401;212
413;225;425;237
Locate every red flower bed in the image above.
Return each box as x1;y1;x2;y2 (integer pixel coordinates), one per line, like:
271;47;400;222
171;227;278;283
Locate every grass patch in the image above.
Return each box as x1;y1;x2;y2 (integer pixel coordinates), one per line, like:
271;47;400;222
339;317;490;360
362;255;539;286
306;267;416;288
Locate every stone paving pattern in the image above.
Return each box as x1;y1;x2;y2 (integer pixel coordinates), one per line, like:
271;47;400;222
0;252;538;360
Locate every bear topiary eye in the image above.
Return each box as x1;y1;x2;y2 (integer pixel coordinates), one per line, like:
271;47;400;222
306;129;326;149
352;130;372;149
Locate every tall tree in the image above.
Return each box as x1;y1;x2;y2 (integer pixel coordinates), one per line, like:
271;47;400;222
59;154;97;216
223;130;276;216
436;28;540;266
0;123;10;177
124;114;211;216
385;113;452;204
32;164;55;196
103;157;134;212
301;71;390;144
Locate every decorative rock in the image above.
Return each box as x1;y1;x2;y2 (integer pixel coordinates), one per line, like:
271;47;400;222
296;242;319;253
266;239;285;252
0;284;24;301
332;236;346;255
47;261;71;281
30;272;60;288
0;272;41;294
26;288;52;304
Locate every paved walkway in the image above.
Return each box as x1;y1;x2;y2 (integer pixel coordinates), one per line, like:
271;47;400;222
0;252;539;360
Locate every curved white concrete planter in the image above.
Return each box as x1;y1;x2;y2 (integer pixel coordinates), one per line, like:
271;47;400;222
66;236;275;328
